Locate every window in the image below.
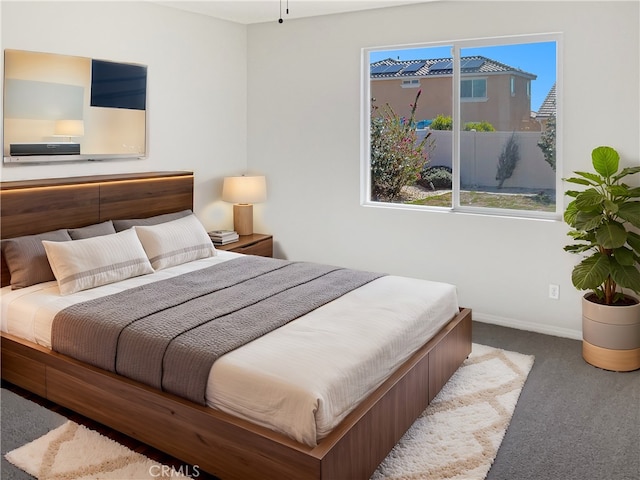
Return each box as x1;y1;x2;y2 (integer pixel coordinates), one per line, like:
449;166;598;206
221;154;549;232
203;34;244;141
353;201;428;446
365;34;560;219
402;79;421;88
461;78;487;100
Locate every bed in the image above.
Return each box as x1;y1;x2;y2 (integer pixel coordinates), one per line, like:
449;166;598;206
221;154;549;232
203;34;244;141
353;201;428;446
0;171;472;480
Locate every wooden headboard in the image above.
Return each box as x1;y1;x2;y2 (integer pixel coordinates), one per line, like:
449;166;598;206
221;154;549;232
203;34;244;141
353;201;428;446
0;171;194;287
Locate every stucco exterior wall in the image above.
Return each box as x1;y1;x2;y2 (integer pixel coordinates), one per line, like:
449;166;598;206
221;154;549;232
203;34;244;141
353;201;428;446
372;73;538;131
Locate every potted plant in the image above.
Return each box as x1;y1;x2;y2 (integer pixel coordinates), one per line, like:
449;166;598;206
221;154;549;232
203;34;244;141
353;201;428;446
564;145;640;371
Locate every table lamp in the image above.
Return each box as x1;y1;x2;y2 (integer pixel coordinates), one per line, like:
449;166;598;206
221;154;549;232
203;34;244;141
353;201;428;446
222;175;267;236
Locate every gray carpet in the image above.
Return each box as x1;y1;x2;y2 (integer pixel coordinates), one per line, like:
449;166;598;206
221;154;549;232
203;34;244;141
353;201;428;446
473;321;640;480
1;321;639;480
1;389;66;479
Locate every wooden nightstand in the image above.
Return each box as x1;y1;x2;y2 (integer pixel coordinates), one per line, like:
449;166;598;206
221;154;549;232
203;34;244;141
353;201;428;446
214;233;273;257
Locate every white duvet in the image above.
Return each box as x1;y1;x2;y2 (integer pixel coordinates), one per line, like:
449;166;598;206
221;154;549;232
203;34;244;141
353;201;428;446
1;251;459;446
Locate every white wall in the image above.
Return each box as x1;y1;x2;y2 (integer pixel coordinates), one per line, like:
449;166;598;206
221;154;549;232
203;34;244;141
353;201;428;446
0;1;248;230
1;1;638;339
246;1;640;338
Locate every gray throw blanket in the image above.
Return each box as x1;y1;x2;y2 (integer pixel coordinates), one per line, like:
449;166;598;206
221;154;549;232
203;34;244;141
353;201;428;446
52;256;384;405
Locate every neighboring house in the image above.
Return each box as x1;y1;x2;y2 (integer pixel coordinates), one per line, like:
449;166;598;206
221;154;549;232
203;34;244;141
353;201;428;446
535;82;557;128
370;56;539;132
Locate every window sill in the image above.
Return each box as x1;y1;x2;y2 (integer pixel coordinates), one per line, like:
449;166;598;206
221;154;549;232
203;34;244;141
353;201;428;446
361;200;562;222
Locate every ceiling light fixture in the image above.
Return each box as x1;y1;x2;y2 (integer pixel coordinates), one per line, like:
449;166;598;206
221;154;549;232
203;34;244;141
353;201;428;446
278;0;289;23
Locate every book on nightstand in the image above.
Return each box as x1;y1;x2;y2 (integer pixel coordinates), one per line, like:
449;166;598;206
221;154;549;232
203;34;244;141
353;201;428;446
209;230;239;245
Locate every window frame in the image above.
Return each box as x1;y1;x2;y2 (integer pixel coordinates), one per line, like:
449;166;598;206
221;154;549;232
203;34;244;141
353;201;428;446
461;77;488;101
362;33;563;221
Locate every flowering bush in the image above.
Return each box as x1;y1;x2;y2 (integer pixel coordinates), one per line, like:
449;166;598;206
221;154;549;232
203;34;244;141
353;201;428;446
370;90;433;201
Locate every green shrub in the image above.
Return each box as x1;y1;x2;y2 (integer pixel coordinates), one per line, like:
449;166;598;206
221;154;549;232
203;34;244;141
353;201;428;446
538;114;556;171
464;121;495;132
429;114;452;130
418;166;452;190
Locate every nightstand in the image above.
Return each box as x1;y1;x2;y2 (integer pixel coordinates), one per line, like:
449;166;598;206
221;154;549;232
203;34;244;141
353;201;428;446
214;233;273;257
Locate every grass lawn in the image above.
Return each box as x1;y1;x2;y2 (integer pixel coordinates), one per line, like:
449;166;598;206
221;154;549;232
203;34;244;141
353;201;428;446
408;190;556;212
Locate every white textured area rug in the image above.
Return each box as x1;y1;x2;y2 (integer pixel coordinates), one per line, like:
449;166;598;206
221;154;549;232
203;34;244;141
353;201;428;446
372;343;535;480
4;420;190;479
5;344;533;480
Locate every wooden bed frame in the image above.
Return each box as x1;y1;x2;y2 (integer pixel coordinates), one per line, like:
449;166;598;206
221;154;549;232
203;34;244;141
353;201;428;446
0;171;472;480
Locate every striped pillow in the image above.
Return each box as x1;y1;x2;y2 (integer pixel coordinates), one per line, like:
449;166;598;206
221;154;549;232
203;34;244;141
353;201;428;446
134;214;216;270
42;229;154;295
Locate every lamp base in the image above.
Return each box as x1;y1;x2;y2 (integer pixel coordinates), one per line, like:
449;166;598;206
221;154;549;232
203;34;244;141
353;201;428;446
233;204;254;236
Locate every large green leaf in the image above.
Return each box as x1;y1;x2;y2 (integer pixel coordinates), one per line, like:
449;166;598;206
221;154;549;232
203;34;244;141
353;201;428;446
628;231;640;254
574;211;603;231
608;184;634;197
613;246;636;266
613;165;640;183
603;199;619;214
564;176;597;186
595;222;628;248
564;244;595;254
592;146;619;178
571;171;605;184
567;229;596;242
616;201;640;228
575;189;605;210
572;254;610;290
610;261;640;294
564;201;578;225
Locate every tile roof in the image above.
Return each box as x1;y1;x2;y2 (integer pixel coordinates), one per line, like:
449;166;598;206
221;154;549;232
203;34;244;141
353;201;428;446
370;56;537;80
537;82;556;117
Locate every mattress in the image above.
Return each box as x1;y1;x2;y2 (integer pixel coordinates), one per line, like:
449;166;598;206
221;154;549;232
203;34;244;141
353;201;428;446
1;251;459;446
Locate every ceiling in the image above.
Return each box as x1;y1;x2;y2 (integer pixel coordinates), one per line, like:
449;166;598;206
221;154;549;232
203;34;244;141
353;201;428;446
157;0;435;25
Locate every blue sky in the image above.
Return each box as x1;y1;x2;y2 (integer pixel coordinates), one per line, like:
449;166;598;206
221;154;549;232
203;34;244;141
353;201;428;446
370;41;556;112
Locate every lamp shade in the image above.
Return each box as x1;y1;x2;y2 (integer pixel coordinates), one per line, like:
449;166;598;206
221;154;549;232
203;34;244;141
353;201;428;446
222;176;267;204
54;120;85;137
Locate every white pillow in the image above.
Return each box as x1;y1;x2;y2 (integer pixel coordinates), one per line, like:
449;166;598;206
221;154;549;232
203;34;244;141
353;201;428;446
134;214;216;270
42;229;154;295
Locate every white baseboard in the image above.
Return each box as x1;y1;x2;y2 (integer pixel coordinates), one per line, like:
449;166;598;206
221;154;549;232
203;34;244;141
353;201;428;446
473;312;582;341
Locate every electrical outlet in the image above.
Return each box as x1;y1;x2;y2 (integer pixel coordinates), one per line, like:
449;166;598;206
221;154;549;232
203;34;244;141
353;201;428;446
549;284;559;300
